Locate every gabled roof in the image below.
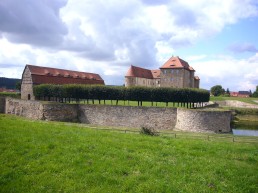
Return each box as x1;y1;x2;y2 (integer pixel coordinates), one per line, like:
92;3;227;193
160;56;195;71
25;65;105;85
125;65;154;79
151;70;160;79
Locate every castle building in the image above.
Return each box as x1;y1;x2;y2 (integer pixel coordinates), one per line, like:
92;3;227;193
125;56;200;88
21;65;105;100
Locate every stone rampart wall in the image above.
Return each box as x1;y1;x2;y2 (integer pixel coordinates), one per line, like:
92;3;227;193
5;98;232;133
0;97;5;113
42;103;79;122
5;98;43;120
175;108;231;133
78;105;177;129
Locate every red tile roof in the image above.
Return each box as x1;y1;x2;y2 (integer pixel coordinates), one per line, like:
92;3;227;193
151;70;160;79
26;65;105;85
160;56;195;71
125;65;154;79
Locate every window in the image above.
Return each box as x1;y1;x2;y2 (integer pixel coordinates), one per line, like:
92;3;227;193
28;94;31;100
171;69;174;73
164;70;167;74
176;70;179;74
170;78;173;81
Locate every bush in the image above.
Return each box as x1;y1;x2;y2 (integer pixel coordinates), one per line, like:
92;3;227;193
140;126;159;136
0;92;20;98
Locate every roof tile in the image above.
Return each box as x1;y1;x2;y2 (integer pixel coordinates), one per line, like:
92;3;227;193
160;56;195;71
27;65;104;85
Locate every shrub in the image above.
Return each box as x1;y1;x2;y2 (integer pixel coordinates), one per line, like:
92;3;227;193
0;92;20;98
140;126;159;136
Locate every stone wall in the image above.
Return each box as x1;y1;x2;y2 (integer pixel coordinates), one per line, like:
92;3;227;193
0;97;5;113
78;105;177;129
5;98;232;133
175;108;232;133
42;103;79;122
5;98;43;120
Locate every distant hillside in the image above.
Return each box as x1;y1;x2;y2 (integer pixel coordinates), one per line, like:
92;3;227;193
0;77;21;89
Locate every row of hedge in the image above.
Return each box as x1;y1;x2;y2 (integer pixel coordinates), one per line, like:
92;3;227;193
33;84;210;107
0;92;20;98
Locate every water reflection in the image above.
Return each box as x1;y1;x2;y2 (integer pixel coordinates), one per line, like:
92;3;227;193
232;129;258;137
232;121;258;136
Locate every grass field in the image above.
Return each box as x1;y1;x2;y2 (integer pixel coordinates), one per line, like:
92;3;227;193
48;99;207;108
1;114;258;193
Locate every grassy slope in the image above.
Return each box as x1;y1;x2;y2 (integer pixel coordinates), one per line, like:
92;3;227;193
1;114;258;193
210;96;258;105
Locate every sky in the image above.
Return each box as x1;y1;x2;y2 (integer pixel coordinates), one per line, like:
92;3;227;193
0;0;258;91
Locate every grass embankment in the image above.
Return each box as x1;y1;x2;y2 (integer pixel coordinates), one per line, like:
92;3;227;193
229;108;258;129
210;96;258;105
211;96;258;126
1;115;258;193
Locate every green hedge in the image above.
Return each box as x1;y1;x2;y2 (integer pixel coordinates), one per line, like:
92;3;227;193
0;92;20;98
33;84;210;106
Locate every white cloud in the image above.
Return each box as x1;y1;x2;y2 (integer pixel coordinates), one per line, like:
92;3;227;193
191;53;258;91
0;0;258;89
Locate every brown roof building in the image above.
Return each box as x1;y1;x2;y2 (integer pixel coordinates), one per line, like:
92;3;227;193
21;64;104;100
125;56;200;88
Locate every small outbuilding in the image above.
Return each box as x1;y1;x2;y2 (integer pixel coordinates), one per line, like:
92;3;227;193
21;64;105;100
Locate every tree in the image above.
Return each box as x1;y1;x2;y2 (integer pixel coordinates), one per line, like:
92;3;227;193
252;86;258;97
15;81;21;91
210;85;224;96
226;88;230;94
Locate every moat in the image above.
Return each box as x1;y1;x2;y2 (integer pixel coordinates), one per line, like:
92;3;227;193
233;121;258;136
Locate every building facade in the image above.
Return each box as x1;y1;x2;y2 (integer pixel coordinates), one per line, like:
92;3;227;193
21;65;105;100
125;56;200;88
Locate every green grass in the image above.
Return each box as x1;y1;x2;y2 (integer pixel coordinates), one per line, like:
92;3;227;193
53;99;201;108
210;96;258;105
1;114;258;193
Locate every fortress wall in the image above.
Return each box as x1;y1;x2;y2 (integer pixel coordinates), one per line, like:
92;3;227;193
5;97;43;120
0;97;5;113
5;98;232;133
78;105;177;130
42;103;79;122
175;108;232;133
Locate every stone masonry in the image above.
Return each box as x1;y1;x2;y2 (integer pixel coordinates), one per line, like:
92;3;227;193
4;98;232;133
176;108;232;133
78;105;177;129
0;97;5;113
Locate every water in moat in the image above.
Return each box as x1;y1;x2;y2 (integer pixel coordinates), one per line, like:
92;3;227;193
232;121;258;137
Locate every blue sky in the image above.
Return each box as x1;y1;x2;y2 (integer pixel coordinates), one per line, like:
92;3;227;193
0;0;258;91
